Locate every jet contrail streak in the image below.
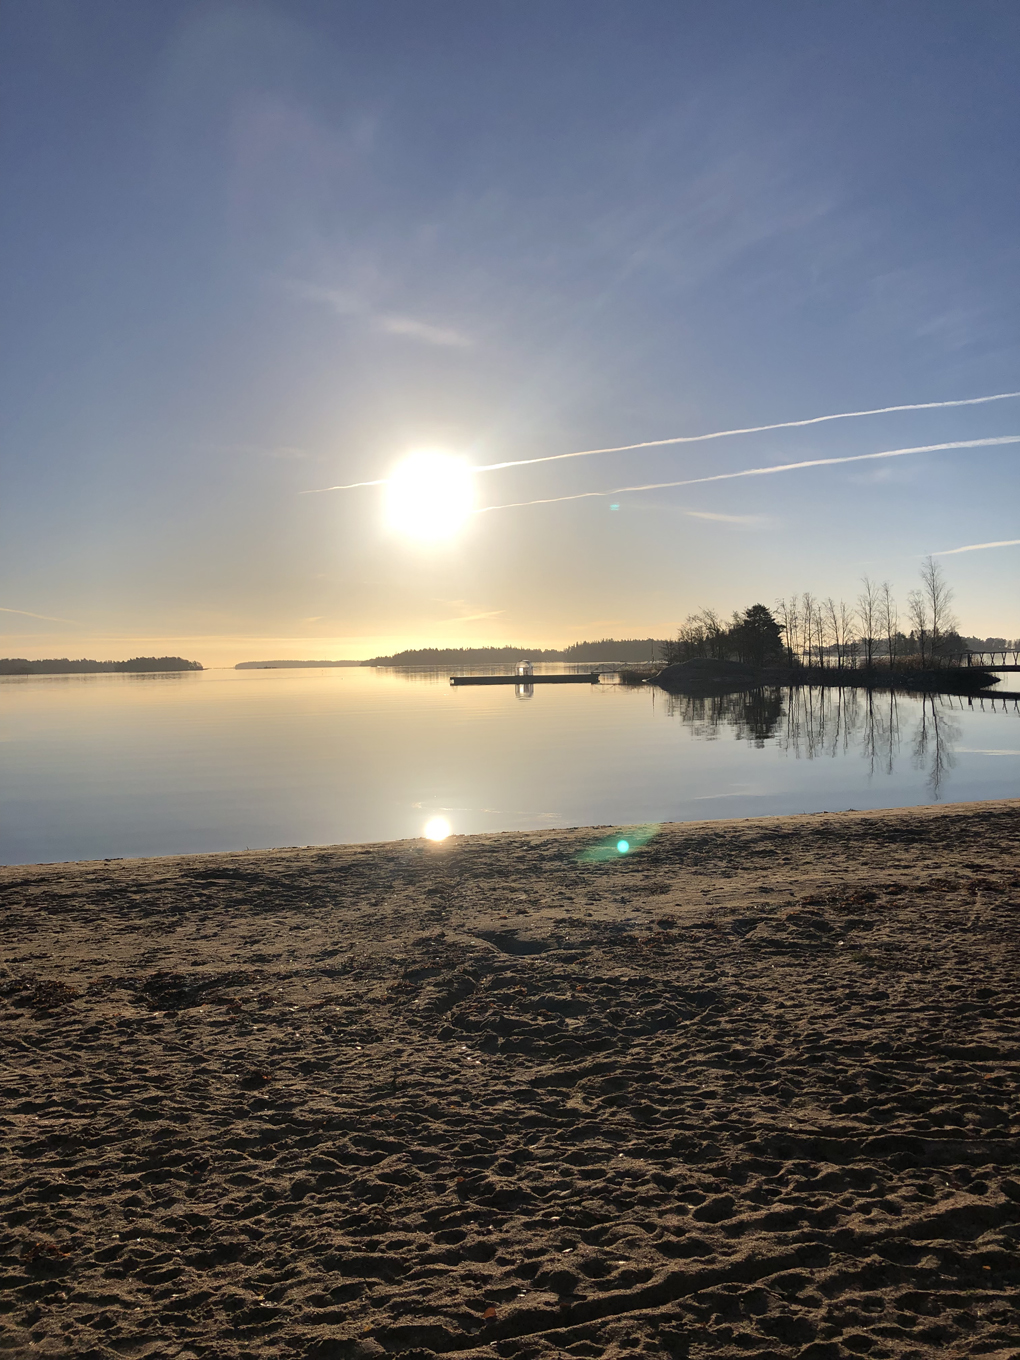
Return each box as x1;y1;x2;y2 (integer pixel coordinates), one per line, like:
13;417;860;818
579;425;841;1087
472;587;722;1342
472;390;1020;473
931;538;1020;556
474;436;1020;514
299;389;1020;495
299;478;386;495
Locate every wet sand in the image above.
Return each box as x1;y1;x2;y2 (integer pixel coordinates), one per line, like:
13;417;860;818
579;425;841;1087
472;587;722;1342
2;800;1019;1360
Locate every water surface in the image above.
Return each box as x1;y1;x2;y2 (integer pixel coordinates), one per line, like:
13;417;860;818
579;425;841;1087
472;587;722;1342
2;666;1017;865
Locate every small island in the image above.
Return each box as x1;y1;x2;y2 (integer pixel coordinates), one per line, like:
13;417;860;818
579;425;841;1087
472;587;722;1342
0;656;203;676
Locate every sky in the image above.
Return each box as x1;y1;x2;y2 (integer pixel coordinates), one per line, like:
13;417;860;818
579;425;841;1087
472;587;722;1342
2;0;1019;666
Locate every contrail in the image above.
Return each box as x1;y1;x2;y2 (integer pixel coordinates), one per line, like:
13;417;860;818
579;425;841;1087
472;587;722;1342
472;389;1020;473
931;538;1020;556
300;477;386;495
299;388;1020;495
474;436;1020;515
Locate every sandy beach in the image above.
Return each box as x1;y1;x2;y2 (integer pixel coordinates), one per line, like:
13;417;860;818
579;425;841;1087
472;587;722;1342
2;800;1018;1360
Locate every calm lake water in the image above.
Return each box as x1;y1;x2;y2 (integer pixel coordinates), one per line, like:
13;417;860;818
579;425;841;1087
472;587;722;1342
2;666;1018;866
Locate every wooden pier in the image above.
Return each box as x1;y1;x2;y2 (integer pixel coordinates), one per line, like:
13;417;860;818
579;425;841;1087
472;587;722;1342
450;673;601;686
943;649;1020;671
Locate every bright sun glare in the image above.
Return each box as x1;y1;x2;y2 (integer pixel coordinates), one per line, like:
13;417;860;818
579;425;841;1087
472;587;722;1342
423;816;452;841
385;450;475;542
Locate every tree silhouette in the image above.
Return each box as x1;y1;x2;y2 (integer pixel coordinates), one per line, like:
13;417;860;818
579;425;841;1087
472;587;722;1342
733;604;785;667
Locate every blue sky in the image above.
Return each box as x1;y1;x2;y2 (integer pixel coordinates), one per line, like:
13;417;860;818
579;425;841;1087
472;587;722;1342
2;0;1018;663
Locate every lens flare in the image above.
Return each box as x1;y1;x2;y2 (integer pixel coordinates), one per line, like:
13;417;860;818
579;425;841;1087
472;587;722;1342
424;816;452;841
576;824;661;864
385;450;475;542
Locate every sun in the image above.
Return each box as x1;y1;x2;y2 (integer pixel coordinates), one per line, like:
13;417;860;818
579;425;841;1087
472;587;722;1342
385;450;475;542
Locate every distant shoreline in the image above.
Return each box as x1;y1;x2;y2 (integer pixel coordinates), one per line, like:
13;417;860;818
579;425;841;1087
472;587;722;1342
234;660;362;669
0;656;202;676
361;640;665;666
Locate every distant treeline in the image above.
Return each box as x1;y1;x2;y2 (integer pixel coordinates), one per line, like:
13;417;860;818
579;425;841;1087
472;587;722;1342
961;635;1018;651
364;639;665;666
235;660;362;669
0;656;203;675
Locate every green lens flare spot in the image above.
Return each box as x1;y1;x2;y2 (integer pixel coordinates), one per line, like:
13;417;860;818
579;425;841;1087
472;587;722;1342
576;824;660;864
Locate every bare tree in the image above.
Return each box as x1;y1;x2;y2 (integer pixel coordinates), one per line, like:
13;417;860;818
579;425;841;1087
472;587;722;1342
919;555;956;658
839;599;856;668
697;608;726;660
776;596;800;667
879;581;899;670
801;592;816;668
911;695;959;799
666;613;705;664
676;614;707;660
857;576;879;670
667;608;727;664
907;589;929;664
823;597;841;667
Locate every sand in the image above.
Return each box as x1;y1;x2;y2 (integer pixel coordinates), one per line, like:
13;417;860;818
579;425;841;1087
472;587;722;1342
1;800;1018;1360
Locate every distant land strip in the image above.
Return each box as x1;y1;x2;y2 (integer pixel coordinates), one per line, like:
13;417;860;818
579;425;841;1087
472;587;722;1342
0;656;203;676
232;642;667;668
362;640;666;666
234;660;363;669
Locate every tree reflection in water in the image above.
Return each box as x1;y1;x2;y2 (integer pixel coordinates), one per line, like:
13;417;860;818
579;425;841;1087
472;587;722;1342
912;694;961;799
664;685;964;798
663;687;787;748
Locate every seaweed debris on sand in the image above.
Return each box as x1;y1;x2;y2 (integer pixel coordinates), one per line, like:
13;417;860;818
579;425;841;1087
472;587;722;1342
2;800;1019;1359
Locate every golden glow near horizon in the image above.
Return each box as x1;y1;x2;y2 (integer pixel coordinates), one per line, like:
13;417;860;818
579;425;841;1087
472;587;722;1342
385;450;475;542
423;816;452;841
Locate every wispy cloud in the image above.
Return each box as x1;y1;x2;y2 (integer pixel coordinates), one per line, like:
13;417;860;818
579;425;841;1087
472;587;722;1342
378;315;470;347
261;445;309;460
845;464;915;485
289;279;471;348
682;509;764;523
424;598;508;626
617;499;765;523
432;607;506;625
475;436;1020;515
287;280;362;314
201;440;310;460
931;538;1020;556
0;605;80;625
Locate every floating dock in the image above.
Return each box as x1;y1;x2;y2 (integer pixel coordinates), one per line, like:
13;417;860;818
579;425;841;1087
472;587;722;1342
450;673;601;686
